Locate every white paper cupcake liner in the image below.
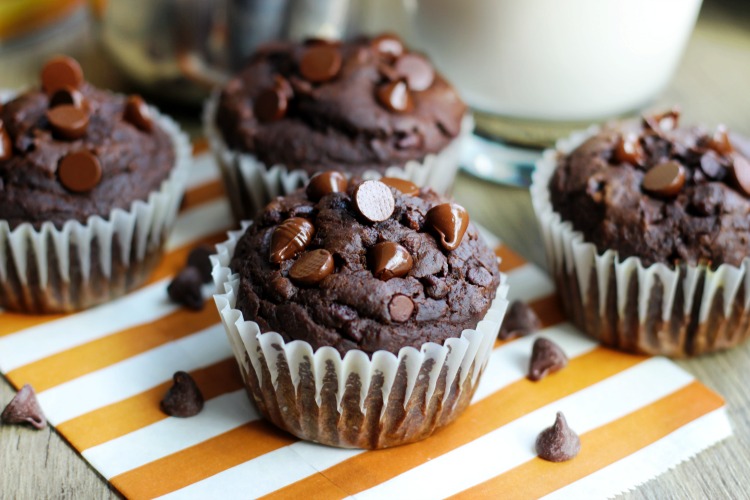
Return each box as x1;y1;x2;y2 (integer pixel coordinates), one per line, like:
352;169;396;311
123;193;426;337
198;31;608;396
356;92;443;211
0;100;191;314
531;126;750;356
203;90;473;221
211;222;508;449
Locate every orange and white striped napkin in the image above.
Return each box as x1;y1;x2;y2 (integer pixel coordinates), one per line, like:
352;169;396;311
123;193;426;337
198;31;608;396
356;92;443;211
0;148;731;499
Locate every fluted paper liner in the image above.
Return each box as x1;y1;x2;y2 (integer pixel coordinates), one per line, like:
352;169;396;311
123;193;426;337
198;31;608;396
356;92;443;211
212;223;508;449
203;90;472;221
0;100;191;313
531;126;750;356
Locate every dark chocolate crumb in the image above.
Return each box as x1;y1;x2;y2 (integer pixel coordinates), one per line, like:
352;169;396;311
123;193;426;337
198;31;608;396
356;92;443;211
187;245;214;283
1;384;47;430
160;371;204;417
528;337;568;381
536;411;581;462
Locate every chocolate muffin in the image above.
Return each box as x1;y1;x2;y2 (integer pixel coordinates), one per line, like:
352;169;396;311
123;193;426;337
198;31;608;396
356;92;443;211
205;33;469;220
532;109;750;356
0;56;190;314
213;174;507;449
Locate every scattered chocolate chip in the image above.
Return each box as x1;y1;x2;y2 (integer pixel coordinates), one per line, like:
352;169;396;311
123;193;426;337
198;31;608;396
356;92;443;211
0;120;11;161
306;171;348;201
376;79;413;113
289;249;334;286
270;217;315;263
167;267;204;311
353;180;395;223
643;108;680;133
161;371;204;417
699;150;727;180
389;294;414;322
613;133;645;166
46;104;89;140
707;125;734;155
299;45;342;83
370;241;413;281
394;53;435;91
49;86;86;109
1;384;46;430
123;95;153;132
58;150;102;193
528;337;568;381
731;153;750;197
536;412;581;462
254;86;288;123
187;245;214;283
371;33;404;60
380;177;419;196
499;300;542;340
642;161;686;198
41;55;84;94
425;203;469;251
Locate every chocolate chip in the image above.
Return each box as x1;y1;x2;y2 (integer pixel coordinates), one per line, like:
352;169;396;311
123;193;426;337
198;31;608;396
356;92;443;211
731;153;750;197
707;125;734;155
270;217;315;263
161;371;204;417
371;33;404;60
370;241;413;281
274;74;294;100
58;150;102;193
41;55;84;94
528;337;568;381
46;104;89;140
499;300;542;341
299;45;342;83
254;87;287;123
376;79;413;113
306;171;348;201
394;53;435;91
187;245;214;283
389;294;414;322
425;203;470;251
1;384;46;430
642;161;686;198
613;133;645;166
699;150;727;180
0;119;11;161
536;412;581;462
49;86;86;109
123;95;153;132
353;180;395;223
167;267;204;311
643;108;680;133
289;249;334;286
270;276;296;300
380;177;419;196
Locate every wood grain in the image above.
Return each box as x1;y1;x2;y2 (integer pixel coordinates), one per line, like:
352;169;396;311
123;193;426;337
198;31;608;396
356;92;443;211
2;1;750;498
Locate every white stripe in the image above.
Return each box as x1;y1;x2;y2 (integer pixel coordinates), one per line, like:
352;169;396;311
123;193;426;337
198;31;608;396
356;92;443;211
352;357;694;500
84;390;256;479
0;279;176;372
184;153;220;190
166;199;233;251
38;323;229;425
506;264;556;303
543;407;731;500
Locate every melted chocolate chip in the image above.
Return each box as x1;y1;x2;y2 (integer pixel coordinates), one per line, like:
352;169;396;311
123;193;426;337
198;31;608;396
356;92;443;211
376;79;413;113
499;300;542;341
57;150;102;193
123;95;153;132
270;217;315;263
642;161;686;198
389;294;414;322
370;241;413;280
47;104;89;140
49;86;86;109
254;87;288;123
0;120;11;161
167;267;204;310
41;55;84;94
1;384;46;430
353;180;395;223
394;53;435;91
371;33;404;61
707;125;734;155
613;133;645;166
380;177;419;196
425;203;469;251
643;108;680;133
731;153;750;197
289;249;334;286
299;45;342;83
536;412;581;462
528;337;568;381
161;371;204;417
187;244;214;283
306;171;348;201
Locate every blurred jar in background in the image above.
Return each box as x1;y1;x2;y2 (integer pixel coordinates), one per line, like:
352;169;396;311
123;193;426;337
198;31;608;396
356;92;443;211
0;0;84;44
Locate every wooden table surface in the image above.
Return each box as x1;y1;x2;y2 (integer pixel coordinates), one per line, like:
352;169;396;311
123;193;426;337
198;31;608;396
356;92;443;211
2;1;750;498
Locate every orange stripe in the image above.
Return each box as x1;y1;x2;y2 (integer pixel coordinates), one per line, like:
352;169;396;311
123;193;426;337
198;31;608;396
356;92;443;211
495;245;526;273
181;180;225;212
453;381;724;499
5;304;220;392
263;347;646;500
192;138;209;155
0;312;63;337
58;358;243;451
111;421;297;499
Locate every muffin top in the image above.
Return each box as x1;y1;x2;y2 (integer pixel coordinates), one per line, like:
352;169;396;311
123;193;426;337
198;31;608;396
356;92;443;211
215;34;467;176
0;56;176;229
549;110;750;267
230;173;500;356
